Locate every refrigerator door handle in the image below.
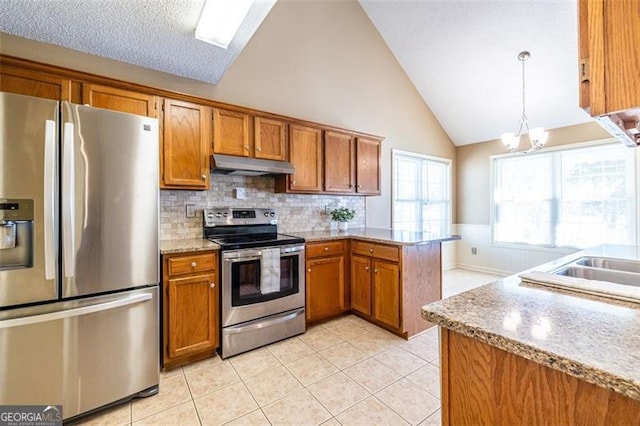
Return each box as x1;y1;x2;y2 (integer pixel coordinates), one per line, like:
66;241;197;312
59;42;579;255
62;122;75;278
44;119;56;280
0;292;153;329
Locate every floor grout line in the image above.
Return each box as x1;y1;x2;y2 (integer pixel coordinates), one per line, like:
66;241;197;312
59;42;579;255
83;269;493;425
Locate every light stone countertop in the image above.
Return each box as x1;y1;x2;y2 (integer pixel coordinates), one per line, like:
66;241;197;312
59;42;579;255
291;227;461;245
421;244;640;401
160;238;220;254
160;228;461;255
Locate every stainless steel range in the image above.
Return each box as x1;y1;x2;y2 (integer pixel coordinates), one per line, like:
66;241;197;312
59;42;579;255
204;208;306;358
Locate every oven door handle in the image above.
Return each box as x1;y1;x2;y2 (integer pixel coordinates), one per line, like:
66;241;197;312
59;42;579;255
224;256;262;263
224;308;305;334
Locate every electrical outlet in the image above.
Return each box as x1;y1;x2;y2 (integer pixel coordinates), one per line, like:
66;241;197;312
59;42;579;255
185;204;196;218
471;247;478;255
324;201;337;215
235;187;247;200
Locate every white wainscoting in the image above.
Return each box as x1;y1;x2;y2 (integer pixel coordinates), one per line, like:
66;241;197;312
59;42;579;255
451;224;579;275
441;240;457;270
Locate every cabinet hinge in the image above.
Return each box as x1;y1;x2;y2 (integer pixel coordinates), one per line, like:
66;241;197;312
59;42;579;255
579;58;589;83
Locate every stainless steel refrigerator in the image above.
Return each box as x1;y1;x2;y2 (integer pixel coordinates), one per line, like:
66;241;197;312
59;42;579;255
0;92;160;420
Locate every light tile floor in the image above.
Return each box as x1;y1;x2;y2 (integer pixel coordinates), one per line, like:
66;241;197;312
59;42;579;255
76;268;502;426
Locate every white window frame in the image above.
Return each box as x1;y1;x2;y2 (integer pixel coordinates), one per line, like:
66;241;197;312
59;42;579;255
391;149;452;235
490;138;639;251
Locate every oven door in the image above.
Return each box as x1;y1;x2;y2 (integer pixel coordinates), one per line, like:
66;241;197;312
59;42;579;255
221;244;305;327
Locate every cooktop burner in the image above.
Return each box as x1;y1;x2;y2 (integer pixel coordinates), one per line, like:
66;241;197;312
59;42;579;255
207;233;304;250
203;207;304;250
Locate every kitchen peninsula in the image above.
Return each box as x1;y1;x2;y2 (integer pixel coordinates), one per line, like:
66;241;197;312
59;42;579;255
422;245;640;425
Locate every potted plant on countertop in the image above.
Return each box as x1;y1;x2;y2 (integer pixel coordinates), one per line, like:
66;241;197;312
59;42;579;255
331;207;356;232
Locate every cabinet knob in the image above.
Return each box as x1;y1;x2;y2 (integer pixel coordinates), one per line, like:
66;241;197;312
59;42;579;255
374;269;379;273
357;185;362;189
349;184;353;188
256;147;262;151
291;180;296;185
323;247;329;251
210;283;215;288
191;262;197;268
365;266;370;271
201;174;206;180
307;268;311;273
245;145;250;150
369;248;373;253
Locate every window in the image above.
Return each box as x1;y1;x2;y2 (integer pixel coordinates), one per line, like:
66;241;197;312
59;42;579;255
493;143;637;249
392;149;451;235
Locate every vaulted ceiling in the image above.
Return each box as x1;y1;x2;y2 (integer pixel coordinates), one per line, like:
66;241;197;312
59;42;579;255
0;0;593;146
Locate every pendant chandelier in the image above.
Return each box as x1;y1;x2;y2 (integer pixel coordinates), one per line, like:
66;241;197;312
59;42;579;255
501;51;548;153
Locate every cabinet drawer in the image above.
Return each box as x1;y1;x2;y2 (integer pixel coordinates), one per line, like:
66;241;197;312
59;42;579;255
167;253;217;276
352;241;399;262
306;240;345;258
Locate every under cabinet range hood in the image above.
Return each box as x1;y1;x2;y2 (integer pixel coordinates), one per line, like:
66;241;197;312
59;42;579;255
211;154;295;176
596;109;640;148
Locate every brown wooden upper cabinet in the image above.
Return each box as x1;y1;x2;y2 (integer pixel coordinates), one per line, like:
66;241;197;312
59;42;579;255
280;124;323;192
578;0;640;115
82;84;159;118
213;108;251;157
324;131;356;193
161;99;211;190
0;63;72;101
254;116;287;161
355;136;381;195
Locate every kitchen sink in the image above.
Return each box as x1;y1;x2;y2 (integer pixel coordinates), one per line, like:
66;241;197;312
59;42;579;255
554;266;640;287
573;256;640;274
519;256;640;303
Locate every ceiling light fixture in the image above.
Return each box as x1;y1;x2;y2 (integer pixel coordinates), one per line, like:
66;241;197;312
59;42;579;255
195;0;254;49
501;51;548;153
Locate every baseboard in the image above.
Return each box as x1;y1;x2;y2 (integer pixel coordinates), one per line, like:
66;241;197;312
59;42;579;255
442;263;457;271
453;263;510;277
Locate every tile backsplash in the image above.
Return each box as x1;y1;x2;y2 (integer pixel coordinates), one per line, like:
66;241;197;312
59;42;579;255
160;175;366;240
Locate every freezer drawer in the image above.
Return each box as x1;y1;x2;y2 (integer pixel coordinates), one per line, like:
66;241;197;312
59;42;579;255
0;287;159;420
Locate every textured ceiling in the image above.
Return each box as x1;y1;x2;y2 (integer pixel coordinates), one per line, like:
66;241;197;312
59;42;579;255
359;0;592;145
0;0;593;146
0;0;276;84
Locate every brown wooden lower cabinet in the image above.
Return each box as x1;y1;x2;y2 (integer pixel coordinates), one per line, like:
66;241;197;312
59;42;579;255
441;330;640;425
350;240;442;337
162;251;219;370
351;253;400;331
305;240;349;323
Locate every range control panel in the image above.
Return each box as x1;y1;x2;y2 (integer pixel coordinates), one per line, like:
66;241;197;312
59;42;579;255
203;208;278;227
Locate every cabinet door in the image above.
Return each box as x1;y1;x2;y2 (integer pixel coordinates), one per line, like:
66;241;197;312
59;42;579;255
324;131;355;193
162;99;211;189
82;84;159;118
0;64;71;101
350;255;371;316
578;0;640;115
289;124;323;192
306;256;346;322
255;117;287;161
356;137;381;195
213;108;251;157
372;260;400;329
167;273;218;359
